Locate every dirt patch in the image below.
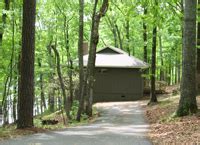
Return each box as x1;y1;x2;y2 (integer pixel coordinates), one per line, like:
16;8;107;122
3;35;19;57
144;94;200;144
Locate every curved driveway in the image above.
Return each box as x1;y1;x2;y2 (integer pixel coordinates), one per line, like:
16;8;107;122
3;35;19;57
0;102;152;145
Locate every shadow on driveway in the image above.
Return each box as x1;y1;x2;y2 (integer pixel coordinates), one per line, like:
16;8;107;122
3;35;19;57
0;102;152;145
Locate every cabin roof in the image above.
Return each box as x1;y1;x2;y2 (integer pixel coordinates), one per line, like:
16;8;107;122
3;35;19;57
83;46;149;69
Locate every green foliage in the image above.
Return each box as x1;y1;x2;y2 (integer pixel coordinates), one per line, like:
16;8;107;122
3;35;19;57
0;0;183;125
70;100;79;120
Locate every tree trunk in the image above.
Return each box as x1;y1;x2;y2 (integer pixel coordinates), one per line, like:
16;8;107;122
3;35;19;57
48;88;55;112
197;0;200;94
197;49;200;93
76;0;85;121
143;6;148;63
11;1;17;123
38;58;46;113
0;0;10;46
159;35;164;81
2;76;9;125
106;17;118;48
125;17;130;55
51;44;70;120
13;79;17;122
149;27;158;104
47;42;55;112
176;0;198;116
17;0;36;128
86;0;109;117
64;16;73;110
115;23;123;50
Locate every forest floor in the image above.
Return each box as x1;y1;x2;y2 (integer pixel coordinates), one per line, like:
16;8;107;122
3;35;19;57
143;86;200;144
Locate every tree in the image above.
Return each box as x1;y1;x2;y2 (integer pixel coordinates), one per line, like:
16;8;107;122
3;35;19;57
51;43;71;120
0;0;10;46
149;27;158;104
17;0;36;128
38;58;46;113
176;0;198;116
143;4;148;63
86;0;109;117
76;0;85;121
197;0;200;93
149;0;158;104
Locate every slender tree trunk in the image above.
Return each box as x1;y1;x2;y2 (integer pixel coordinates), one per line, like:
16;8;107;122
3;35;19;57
2;76;9;125
168;59;172;85
143;6;148;63
38;58;46;113
17;52;21;121
197;0;200;94
13;66;18;123
149;27;158;104
13;84;17;122
197;49;200;93
48;89;55;112
125;17;130;55
64;16;73;110
76;0;85;121
106;17;118;47
175;48;178;84
0;0;10;46
51;44;70;120
171;66;174;85
115;23;123;49
176;0;197;116
17;0;36;128
86;0;109;117
46;41;55;112
159;35;164;81
58;90;62;110
178;61;181;83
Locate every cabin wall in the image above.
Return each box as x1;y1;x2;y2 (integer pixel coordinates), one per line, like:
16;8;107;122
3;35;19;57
93;68;143;102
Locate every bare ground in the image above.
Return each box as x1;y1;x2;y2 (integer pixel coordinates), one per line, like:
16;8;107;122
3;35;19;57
143;91;200;145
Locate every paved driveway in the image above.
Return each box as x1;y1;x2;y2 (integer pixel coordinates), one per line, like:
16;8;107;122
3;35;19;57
0;102;152;145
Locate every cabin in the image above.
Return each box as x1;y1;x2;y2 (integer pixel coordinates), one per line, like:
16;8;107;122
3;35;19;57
83;46;149;102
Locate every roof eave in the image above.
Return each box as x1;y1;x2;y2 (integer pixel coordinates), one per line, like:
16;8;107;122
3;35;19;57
83;65;149;69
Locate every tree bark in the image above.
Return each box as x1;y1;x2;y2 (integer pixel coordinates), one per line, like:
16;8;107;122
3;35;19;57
125;17;130;55
149;27;158;104
197;0;200;93
63;16;73;110
2;76;9;125
159;35;164;81
51;44;71;120
38;58;46;113
46;42;55;112
115;23;123;49
86;0;109;117
143;6;148;63
0;0;10;46
76;0;85;122
17;0;36;128
176;0;198;116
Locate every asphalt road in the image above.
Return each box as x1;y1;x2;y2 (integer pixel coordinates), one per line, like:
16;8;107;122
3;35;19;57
0;102;152;145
